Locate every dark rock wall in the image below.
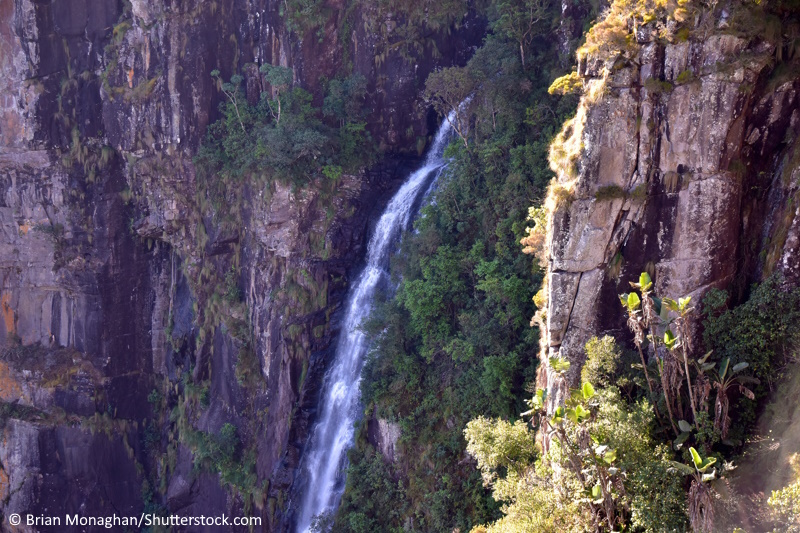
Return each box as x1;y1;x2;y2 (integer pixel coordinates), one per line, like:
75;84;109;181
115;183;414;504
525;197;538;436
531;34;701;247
0;0;485;530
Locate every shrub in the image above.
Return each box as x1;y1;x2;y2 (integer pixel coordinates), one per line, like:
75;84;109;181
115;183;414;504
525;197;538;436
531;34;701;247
521;206;548;267
548;71;583;95
224;266;242;303
702;276;800;385
334;443;407;533
549;113;584;180
147;388;163;409
195;67;374;212
235;342;262;389
675;68;695;84
627;443;693;532
644;78;674;94
582;335;621;388
594;184;627;200
464;417;537;483
578;8;631;59
576;0;704;62
467;384;689;532
769;455;800;532
547;182;575;209
187;422;257;493
629;183;648;201
282;0;329;36
481;353;521;408
323;74;367;126
0;400;45;430
532;288;546;309
357;0;469;65
673;26;691;42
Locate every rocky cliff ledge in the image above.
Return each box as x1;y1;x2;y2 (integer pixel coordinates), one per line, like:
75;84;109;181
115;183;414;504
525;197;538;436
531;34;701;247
540;21;800;407
0;0;483;530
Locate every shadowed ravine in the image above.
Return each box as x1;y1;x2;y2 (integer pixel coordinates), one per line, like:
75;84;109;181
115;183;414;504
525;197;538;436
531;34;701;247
291;114;455;532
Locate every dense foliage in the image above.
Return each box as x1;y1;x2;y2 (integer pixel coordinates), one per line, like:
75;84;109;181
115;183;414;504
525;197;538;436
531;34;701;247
769;454;800;532
249;0;800;530
703;277;800;390
464;270;800;532
195;67;373;225
330;2;581;530
454;0;800;528
466;376;690;533
698;279;800;443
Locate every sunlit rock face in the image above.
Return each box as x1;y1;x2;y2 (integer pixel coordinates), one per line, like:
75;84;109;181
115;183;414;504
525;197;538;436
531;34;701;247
541;30;800;409
0;0;484;529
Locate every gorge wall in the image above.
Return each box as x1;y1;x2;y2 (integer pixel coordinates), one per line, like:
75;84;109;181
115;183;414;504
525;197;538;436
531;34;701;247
5;0;799;530
0;0;483;530
540;20;800;406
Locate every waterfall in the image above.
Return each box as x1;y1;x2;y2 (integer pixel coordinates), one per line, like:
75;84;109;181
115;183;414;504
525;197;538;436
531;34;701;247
292;113;455;532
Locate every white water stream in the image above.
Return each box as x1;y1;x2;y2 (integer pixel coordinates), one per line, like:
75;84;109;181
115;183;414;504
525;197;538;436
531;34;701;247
293;114;455;532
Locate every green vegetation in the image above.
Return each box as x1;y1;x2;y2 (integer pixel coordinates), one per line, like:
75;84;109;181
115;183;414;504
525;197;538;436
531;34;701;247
235;342;262;389
336;435;408;532
582;335;626;388
0;400;48;430
331;1;583;529
466;268;800;532
195;66;372;208
359;0;476;65
186;67;364;362
282;0;331;37
701;277;800;441
490;0;554;68
224;265;243;303
144;22;375;519
576;0;707;61
574;0;800;70
548;71;583;95
150;372;264;505
185;62;369;408
183;422;258;492
675;68;695;84
643;78;674;94
163;0;800;528
280;0;478;69
769;455;800;532
594;184;628;200
436;1;798;526
467;373;689;532
703;277;800;387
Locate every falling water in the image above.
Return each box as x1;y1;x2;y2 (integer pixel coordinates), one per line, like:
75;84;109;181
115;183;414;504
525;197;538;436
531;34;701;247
292;114;455;532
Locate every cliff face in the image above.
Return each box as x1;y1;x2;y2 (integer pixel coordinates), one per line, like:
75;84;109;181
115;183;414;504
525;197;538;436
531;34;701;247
0;0;483;529
541;27;800;405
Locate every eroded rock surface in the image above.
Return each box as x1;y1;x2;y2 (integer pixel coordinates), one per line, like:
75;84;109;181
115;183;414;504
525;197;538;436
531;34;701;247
541;32;800;408
0;0;484;530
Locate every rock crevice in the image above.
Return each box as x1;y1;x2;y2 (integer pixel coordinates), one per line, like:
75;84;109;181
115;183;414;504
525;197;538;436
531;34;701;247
541;31;800;405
